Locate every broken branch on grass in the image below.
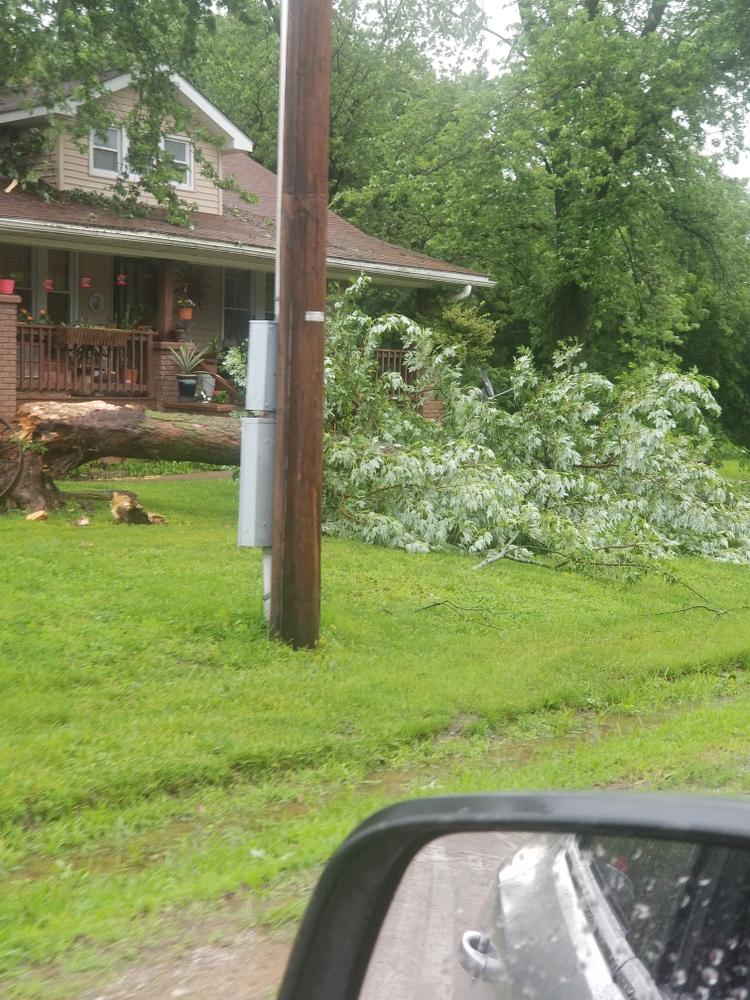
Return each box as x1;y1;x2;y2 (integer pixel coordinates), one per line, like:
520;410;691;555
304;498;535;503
649;604;728;617
413;599;504;630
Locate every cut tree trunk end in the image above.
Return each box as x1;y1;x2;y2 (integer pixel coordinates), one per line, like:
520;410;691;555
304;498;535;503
4;400;241;512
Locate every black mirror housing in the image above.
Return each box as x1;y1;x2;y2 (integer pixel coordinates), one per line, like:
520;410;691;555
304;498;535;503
278;792;750;1000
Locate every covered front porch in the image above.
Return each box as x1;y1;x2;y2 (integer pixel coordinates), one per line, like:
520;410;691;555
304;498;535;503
2;239;276;409
2;241;275;346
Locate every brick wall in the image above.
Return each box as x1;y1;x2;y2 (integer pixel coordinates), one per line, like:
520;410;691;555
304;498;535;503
421;398;444;422
154;341;187;409
0;294;19;422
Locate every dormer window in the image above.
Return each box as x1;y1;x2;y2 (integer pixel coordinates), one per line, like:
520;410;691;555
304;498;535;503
88;128;193;188
163;136;193;190
90;127;123;176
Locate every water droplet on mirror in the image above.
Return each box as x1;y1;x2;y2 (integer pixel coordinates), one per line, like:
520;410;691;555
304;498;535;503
709;948;724;966
696;987;710;1000
671;969;688;987
701;967;720;986
677;875;689;885
698;876;712;887
633;903;651;920
631;847;643;860
730;989;748;1000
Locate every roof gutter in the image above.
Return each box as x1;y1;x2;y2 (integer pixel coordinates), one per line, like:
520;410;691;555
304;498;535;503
0;216;494;288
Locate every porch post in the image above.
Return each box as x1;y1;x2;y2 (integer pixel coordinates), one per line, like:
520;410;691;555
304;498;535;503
157;261;175;339
0;294;19;422
154;340;185;409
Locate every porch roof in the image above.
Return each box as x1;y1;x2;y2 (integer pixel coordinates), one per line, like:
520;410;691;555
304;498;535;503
0;152;493;289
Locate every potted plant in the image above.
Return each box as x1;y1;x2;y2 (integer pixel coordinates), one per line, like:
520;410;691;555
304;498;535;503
0;272;21;295
175;290;196;323
168;343;209;400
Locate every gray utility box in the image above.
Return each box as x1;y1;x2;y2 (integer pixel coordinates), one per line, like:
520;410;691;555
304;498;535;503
245;320;277;413
237;416;276;547
238;319;278;548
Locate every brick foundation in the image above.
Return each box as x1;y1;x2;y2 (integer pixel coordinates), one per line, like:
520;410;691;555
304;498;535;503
154;341;186;409
0;293;20;423
421;398;444;422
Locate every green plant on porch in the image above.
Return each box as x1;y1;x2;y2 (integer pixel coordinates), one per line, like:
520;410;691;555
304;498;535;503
120;302;156;330
167;343;209;374
218;340;247;387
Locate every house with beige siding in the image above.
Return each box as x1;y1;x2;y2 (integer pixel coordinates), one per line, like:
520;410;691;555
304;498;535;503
0;72;491;418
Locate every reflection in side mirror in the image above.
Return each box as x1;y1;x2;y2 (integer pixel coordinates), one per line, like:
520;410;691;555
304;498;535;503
360;831;750;1000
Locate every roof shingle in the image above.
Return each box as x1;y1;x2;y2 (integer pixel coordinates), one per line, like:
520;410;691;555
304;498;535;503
0;148;489;284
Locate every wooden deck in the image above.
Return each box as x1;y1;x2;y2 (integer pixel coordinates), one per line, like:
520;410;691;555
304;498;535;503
375;348;415;385
17;325;154;398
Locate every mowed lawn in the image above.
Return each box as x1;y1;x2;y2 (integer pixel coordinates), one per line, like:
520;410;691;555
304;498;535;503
3;476;750;997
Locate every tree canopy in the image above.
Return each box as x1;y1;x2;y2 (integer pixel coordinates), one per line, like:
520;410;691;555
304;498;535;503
4;0;750;439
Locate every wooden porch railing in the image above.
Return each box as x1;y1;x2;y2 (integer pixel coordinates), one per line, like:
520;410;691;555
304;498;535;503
375;348;416;385
17;325;154;397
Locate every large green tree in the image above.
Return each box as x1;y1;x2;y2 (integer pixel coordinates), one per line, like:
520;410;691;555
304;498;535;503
342;1;750;375
2;0;484;218
194;0;484;192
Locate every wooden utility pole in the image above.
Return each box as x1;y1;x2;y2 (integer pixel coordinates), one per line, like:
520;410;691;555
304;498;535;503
270;0;332;648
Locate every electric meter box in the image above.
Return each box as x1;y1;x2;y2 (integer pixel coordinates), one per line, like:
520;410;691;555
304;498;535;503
245;320;277;412
237;416;275;547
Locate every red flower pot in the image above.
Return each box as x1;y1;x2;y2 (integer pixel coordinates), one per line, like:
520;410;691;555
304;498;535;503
177;307;193;322
0;278;16;295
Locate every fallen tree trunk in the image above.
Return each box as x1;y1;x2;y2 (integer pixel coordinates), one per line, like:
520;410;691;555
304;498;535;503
7;400;241;511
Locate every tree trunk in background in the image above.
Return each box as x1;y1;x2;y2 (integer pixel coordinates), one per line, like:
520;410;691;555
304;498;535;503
5;401;241;511
552;279;593;344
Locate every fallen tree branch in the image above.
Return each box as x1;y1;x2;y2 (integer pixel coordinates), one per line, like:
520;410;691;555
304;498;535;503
649;604;728;617
412;599;505;630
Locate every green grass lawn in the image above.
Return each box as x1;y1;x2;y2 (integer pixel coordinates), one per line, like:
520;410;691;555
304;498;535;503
3;477;750;996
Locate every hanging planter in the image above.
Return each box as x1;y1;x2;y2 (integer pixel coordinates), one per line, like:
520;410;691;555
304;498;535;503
80;275;92;289
116;272;127;287
42;278;54;292
175;292;196;324
0;277;16;295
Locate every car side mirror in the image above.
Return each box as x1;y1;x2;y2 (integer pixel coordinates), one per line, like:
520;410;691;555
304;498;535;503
277;792;750;1000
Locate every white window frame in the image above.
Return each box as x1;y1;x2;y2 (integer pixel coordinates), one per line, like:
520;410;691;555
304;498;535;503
89;126;125;178
90;127;194;190
162;134;194;191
